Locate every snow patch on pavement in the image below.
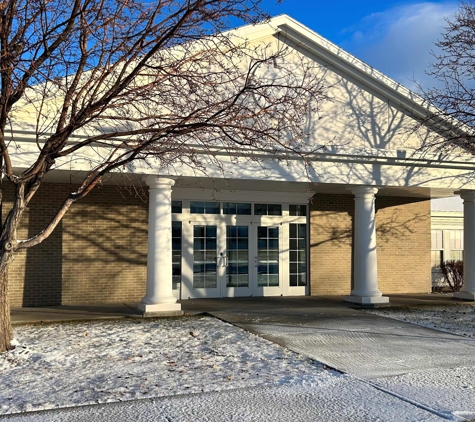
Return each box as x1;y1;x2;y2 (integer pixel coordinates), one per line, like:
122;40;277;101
368;304;475;338
0;317;335;415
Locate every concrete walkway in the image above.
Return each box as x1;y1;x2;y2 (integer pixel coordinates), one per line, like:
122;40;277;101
10;293;465;324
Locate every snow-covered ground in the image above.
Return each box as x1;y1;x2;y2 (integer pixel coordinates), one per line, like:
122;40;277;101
0;317;336;415
3;305;475;420
368;303;475;337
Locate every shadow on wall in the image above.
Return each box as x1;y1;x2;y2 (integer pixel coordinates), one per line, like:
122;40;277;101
310;194;430;295
23;206;63;307
16;184;149;307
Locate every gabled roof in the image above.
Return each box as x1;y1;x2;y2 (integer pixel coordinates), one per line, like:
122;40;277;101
236;15;435;123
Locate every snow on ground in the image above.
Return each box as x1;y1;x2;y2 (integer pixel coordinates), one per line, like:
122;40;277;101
368;303;475;420
368;303;475;338
0;317;336;415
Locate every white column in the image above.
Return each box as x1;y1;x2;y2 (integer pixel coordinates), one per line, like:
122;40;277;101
344;186;389;306
454;190;475;300
138;176;182;315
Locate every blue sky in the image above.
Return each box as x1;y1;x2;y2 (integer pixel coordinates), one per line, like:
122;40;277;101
259;0;459;90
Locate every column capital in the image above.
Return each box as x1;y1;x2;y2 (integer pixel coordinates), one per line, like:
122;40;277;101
347;186;379;198
143;176;176;189
456;190;475;202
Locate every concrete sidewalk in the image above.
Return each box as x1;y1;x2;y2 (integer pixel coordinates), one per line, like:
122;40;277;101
10;293;467;325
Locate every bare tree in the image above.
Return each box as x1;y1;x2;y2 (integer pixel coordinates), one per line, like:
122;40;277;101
423;1;475;152
0;0;329;351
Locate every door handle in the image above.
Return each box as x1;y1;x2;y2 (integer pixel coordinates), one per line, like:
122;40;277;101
223;256;228;267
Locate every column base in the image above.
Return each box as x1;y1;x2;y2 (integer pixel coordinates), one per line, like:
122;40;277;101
344;295;390;308
138;302;183;317
453;291;475;301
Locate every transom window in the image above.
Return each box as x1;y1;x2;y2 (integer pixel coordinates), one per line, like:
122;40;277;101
171;201;182;214
289;205;307;216
190;201;220;214
254;204;282;216
222;202;252;215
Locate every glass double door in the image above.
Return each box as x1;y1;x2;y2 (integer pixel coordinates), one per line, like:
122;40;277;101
188;222;281;298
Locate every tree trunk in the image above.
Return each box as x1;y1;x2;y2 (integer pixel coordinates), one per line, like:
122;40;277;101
0;263;12;353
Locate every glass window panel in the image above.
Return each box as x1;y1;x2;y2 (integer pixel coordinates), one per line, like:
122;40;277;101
268;239;279;250
172;221;182;237
172;238;181;251
268;264;279;274
289;224;297;238
227;226;237;237
238;226;249;237
228;250;238;261
194;251;205;261
227;239;238;250
268;204;282;216
289;205;306;216
290;263;298;274
205;251;216;261
238;251;248;261
298;273;307;286
298;239;306;249
204;275;217;289
258;274;268;286
267;251;278;262
268;227;279;238
289;251;298;262
238;264;248;274
206;202;220;214
206;226;217;237
236;203;252;215
172;265;181;276
258;250;268;261
298;250;306;261
258;226;268;238
431;251;443;268
194;226;205;237
451;250;463;260
193;263;205;274
289;239;298;249
194;239;205;250
237;275;249;287
238;238;248;250
298;225;307;238
206;238;217;250
226;276;238;287
431;230;443;249
290;275;298;287
254;204;267;215
172;276;181;290
190;201;205;214
193;276;204;289
205;262;216;273
268;275;279;286
171;201;182;213
258;264;268;274
258;239;268;249
223;203;234;214
298;263;306;273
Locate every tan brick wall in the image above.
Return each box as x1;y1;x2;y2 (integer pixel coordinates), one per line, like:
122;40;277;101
309;193;431;296
6;183;148;307
309;194;354;295
376;196;431;294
